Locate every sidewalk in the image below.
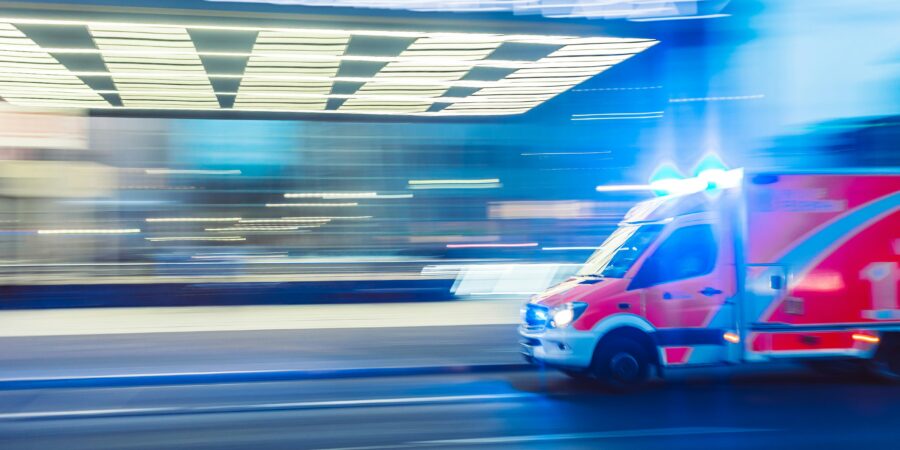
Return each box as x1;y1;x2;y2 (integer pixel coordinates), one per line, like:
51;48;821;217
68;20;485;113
0;298;522;337
0;300;528;387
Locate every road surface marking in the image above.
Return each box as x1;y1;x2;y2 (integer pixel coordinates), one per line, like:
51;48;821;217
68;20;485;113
0;408;173;420
415;426;773;444
316;427;774;450
0;363;532;388
0;393;536;420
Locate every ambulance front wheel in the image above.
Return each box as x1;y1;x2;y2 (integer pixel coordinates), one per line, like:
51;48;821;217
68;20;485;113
560;369;591;380
590;336;651;389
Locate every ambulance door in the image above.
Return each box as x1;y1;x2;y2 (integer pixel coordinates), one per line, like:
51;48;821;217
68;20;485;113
632;215;738;366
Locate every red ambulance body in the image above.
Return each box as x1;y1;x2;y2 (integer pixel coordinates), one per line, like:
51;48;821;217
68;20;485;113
520;171;900;386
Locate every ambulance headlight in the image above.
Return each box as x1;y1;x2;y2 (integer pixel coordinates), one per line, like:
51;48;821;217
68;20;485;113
550;302;588;328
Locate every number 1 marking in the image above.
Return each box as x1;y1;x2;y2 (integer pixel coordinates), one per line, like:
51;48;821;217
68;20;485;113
861;262;898;311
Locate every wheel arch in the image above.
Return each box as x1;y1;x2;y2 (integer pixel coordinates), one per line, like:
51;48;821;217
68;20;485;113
590;314;660;369
875;331;900;361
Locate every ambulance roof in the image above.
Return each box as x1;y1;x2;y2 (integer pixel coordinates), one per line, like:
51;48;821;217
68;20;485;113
621;191;724;225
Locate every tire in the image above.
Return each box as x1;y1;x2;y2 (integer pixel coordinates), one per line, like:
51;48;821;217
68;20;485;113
560;368;590;380
805;360;867;378
591;337;651;389
868;341;900;382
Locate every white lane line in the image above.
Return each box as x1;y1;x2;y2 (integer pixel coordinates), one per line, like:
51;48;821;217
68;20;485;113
0;393;535;420
0;363;528;383
314;427;774;450
416;426;772;445
245;393;534;409
0;408;174;420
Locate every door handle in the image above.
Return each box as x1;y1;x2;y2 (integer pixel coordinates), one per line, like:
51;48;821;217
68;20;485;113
699;287;723;297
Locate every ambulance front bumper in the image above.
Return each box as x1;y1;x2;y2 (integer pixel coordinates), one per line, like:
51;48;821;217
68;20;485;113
518;326;597;369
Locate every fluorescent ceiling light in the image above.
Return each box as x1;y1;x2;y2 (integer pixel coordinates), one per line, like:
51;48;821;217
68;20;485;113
0;17;657;116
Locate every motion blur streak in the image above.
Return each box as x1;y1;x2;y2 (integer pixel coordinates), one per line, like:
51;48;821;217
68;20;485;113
36;229;141;235
0;1;898;449
265;203;360;207
446;243;538;248
0;392;538;420
146;217;242;222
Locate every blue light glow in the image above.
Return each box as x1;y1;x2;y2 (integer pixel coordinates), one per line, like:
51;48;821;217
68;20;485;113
692;153;729;176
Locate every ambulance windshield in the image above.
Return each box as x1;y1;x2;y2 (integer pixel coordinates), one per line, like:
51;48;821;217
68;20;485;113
578;224;663;278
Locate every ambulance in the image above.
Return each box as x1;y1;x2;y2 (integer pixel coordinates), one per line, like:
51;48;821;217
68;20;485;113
520;170;900;386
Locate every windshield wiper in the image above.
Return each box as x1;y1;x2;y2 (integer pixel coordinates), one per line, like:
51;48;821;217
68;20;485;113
579;274;604;278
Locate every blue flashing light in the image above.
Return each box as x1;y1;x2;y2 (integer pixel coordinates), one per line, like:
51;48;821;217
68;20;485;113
524;304;550;328
648;163;686;197
699;167;744;189
647;156;743;196
650;168;744;196
649;163;685;184
650;177;707;196
692;153;729;177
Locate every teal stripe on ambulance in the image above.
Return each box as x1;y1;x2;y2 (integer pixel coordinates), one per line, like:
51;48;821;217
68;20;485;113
707;191;900;329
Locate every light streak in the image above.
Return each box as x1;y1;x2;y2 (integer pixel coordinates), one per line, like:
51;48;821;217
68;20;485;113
852;333;880;344
447;242;538;249
37;229;140;235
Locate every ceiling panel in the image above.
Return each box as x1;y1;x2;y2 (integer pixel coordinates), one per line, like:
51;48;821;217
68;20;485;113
0;22;109;108
89;24;219;108
443;37;658;115
234;30;349;111
0;18;658;116
339;34;504;113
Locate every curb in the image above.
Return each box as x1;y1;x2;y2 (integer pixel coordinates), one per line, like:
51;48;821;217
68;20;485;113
0;363;535;390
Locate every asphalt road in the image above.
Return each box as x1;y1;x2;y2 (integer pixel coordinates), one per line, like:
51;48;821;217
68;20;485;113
1;369;899;450
1;325;899;449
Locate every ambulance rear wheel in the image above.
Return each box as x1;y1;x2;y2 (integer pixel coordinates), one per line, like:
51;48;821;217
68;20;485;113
805;360;867;378
869;339;900;382
591;337;650;389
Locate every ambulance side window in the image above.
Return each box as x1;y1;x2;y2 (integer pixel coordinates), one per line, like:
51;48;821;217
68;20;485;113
629;224;717;289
